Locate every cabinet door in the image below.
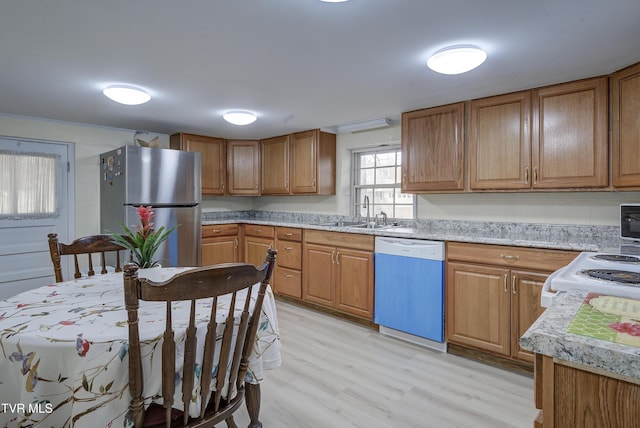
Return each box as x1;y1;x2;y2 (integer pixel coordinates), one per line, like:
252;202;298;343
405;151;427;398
612;62;640;188
303;243;335;307
261;135;290;195
170;133;226;195
511;270;547;363
532;77;608;189
202;236;239;265
401;103;465;192
274;267;302;299
446;261;511;356
469;92;531;190
290;130;318;194
335;248;374;319
227;140;260;195
244;236;272;267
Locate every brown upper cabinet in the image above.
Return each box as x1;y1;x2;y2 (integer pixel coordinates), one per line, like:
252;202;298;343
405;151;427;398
290;130;336;195
612;62;640;189
401;102;465;192
170;133;226;195
469;91;532;190
469;77;608;190
261;134;290;195
261;129;336;195
226;140;260;195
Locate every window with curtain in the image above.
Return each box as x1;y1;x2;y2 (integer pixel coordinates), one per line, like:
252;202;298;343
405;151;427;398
0;150;60;219
352;146;415;220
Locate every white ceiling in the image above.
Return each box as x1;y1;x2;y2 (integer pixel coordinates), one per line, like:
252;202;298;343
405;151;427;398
1;0;640;139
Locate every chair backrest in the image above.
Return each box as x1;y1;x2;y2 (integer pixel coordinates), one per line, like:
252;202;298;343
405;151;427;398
48;233;133;282
123;248;277;428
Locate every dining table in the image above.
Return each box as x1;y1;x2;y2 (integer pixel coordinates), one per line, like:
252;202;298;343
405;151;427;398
0;267;281;427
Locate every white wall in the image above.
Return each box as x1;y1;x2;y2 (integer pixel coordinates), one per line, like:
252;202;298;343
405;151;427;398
2;114;638;233
0;114;170;237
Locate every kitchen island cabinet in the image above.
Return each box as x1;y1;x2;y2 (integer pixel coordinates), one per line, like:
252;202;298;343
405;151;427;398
446;242;577;365
401;102;465;192
201;223;239;265
612;61;640;189
303;229;374;320
521;291;640;427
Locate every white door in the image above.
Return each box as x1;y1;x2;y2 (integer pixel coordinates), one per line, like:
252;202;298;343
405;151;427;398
0;137;73;299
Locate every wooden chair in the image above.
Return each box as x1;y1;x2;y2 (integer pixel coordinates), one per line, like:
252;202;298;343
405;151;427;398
48;233;133;282
123;248;278;428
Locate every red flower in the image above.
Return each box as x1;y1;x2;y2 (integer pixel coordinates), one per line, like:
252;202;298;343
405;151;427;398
136;205;155;239
59;320;75;326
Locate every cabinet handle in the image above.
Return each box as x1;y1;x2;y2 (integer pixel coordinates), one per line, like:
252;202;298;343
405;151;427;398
500;254;520;261
512;275;517;294
284;274;292;279
222;182;225;190
284;246;293;251
212;229;221;233
284;232;293;237
234;238;238;248
503;274;509;293
525;167;529;183
331;250;335;264
256;228;263;233
336;250;340;265
533;167;538;184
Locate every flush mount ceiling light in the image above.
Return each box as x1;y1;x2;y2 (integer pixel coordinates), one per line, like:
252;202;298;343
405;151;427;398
320;0;349;2
427;45;487;75
102;85;151;105
222;111;257;126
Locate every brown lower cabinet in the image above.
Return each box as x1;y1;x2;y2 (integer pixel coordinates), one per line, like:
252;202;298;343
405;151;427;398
534;354;640;427
446;242;577;364
201;224;239;265
243;224;274;267
273;227;302;298
303;230;374;320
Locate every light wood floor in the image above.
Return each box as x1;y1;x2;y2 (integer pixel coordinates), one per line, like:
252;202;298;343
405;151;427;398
234;300;538;428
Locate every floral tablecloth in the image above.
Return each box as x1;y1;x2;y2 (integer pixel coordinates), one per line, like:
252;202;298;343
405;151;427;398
0;269;281;427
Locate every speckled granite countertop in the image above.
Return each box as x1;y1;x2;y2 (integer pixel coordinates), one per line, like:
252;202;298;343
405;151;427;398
202;210;622;252
520;290;640;380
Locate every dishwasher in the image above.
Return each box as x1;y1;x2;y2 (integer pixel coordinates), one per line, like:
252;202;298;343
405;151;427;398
374;236;446;352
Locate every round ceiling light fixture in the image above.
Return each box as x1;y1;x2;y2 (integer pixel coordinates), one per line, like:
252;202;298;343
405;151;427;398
320;0;349;2
102;85;151;105
223;111;257;126
427;45;487;75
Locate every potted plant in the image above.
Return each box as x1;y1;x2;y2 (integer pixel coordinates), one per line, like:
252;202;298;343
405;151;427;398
110;206;177;269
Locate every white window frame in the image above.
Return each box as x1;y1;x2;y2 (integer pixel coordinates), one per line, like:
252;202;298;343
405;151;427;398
351;145;416;220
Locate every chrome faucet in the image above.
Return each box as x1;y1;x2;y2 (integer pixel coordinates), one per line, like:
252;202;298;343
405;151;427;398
378;211;387;226
363;196;370;223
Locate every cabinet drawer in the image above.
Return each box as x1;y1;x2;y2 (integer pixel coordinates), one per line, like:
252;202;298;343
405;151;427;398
243;224;275;238
202;224;238;237
274;267;302;298
304;229;374;251
447;242;578;272
277;241;301;270
276;226;302;242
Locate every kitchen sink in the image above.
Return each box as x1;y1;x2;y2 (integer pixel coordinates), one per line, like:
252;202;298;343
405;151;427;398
314;221;366;227
347;223;385;229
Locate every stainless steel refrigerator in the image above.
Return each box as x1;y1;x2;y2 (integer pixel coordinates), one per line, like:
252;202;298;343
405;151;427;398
100;146;202;267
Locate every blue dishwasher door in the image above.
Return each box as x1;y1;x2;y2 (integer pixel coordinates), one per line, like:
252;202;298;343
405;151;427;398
374;253;444;342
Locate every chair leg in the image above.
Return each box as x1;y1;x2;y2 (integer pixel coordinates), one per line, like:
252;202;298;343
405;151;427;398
225;417;239;428
245;383;262;428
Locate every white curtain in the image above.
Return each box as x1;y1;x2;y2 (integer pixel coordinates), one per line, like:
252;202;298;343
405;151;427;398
0;150;59;218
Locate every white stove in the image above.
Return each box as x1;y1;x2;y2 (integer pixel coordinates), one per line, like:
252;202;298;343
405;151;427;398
541;247;640;307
